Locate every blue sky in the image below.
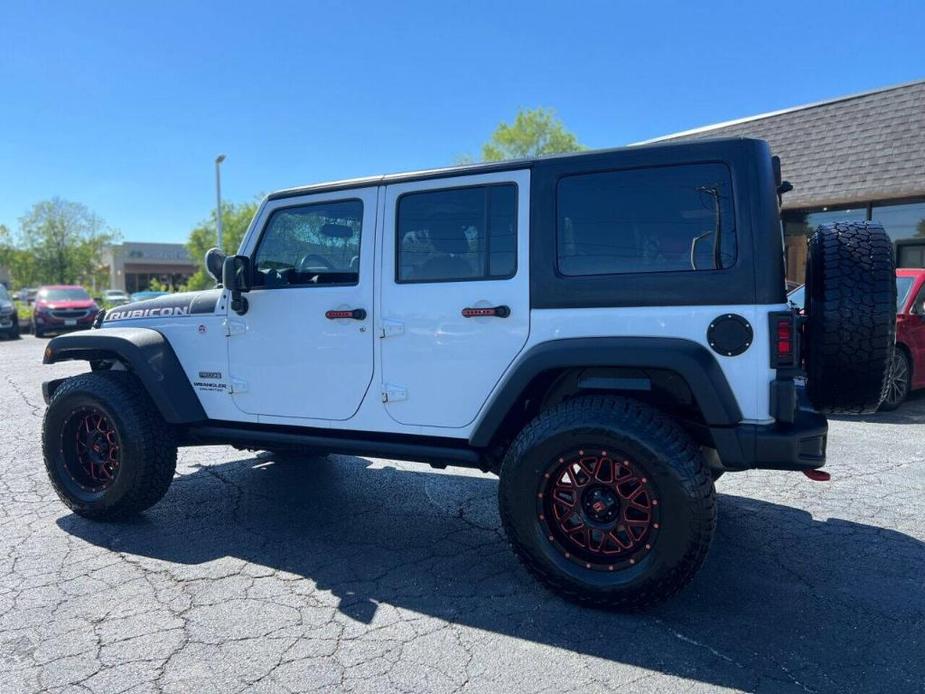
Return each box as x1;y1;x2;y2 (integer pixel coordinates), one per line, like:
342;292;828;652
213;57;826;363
2;0;922;244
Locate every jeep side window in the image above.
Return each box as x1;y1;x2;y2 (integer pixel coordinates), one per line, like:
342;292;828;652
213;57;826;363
253;199;363;287
556;163;736;276
396;184;516;283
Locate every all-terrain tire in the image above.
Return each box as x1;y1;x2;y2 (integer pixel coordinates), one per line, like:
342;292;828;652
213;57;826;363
498;395;715;610
43;371;177;520
804;221;896;414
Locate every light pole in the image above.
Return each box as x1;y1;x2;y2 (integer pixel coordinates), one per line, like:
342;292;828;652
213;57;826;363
215;154;226;250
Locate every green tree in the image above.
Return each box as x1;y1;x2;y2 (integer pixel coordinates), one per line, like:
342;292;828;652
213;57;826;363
15;198;118;289
184;200;259;290
479;107;584;162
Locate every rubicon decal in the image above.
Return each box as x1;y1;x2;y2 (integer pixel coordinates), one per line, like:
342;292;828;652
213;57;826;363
102;289;222;323
106;306;190;320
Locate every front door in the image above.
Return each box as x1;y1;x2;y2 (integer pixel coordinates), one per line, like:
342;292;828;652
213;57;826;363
228;188;378;420
380;170;531;428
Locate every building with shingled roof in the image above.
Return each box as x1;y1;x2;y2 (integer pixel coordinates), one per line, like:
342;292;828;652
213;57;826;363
640;80;925;283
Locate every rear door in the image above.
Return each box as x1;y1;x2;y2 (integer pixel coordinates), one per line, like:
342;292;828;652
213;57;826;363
379;170;530;428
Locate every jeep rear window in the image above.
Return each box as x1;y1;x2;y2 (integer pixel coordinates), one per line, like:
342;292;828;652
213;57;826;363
397;184;517;283
556;163;736;276
253;199;363;288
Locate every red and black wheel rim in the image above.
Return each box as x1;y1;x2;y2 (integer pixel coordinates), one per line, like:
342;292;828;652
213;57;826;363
537;449;659;571
62;407;121;492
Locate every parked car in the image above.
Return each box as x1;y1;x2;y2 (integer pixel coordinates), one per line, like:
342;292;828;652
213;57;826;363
787;268;925;409
41;138;896;609
885;269;925;409
0;284;20;339
17;287;37;304
103;289;131;306
130;290;170;302
32;285;98;338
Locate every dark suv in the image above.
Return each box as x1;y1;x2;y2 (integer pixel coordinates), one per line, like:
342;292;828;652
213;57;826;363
0;285;20;339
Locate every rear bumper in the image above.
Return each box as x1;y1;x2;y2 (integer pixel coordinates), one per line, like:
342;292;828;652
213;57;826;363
710;385;827;471
711;409;827;471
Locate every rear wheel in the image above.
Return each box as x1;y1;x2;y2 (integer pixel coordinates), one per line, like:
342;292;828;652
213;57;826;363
43;371;177;519
879;349;911;411
499;396;715;610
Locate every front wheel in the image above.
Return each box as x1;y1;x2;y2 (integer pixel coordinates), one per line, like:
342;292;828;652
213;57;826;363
880;349;911;411
43;371;177;519
498;396;715;610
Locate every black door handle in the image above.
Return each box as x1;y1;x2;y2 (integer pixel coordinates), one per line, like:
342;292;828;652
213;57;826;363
325;308;367;320
461;305;510;318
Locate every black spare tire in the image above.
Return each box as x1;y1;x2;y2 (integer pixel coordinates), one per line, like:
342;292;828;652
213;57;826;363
804;221;896;414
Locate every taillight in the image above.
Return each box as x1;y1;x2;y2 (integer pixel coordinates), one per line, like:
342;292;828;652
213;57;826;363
770;312;798;368
777;318;793;361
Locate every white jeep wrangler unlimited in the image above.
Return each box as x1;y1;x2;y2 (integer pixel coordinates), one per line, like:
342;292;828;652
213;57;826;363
41;138;896;608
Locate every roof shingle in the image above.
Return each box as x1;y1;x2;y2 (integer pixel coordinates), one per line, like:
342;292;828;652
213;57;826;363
646;81;925;210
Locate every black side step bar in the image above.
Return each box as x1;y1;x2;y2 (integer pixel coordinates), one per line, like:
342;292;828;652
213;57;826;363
182;423;485;471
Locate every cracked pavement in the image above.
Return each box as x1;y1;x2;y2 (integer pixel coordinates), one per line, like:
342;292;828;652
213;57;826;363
1;335;923;693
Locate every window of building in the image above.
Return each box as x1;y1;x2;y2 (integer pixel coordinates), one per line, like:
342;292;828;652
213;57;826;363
871;201;925;242
556;163;736;277
782;206;869;239
396;184;517;283
873;201;925;268
782;207;870;285
254;199;363;287
897;243;925;268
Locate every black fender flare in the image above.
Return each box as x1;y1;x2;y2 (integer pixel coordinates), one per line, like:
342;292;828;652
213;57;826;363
42;327;206;424
469;337;742;447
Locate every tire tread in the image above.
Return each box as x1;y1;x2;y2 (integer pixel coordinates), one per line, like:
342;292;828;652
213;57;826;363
499;395;715;610
43;371;177;519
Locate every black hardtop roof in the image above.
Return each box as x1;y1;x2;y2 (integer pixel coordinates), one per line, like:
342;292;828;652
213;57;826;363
266;137;769;201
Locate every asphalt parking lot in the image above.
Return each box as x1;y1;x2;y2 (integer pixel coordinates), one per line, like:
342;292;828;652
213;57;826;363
1;335;923;694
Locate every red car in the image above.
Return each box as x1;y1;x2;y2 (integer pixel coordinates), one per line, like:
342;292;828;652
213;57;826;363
32;285;99;338
885;269;925;409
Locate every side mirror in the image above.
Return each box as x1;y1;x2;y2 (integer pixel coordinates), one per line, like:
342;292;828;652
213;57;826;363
222;255;251;315
205;247;226;285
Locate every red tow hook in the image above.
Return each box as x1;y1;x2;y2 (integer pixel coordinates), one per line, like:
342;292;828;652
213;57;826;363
803;469;831;482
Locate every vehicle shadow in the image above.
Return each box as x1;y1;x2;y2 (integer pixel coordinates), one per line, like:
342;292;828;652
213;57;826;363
58;454;924;692
829;389;925;425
